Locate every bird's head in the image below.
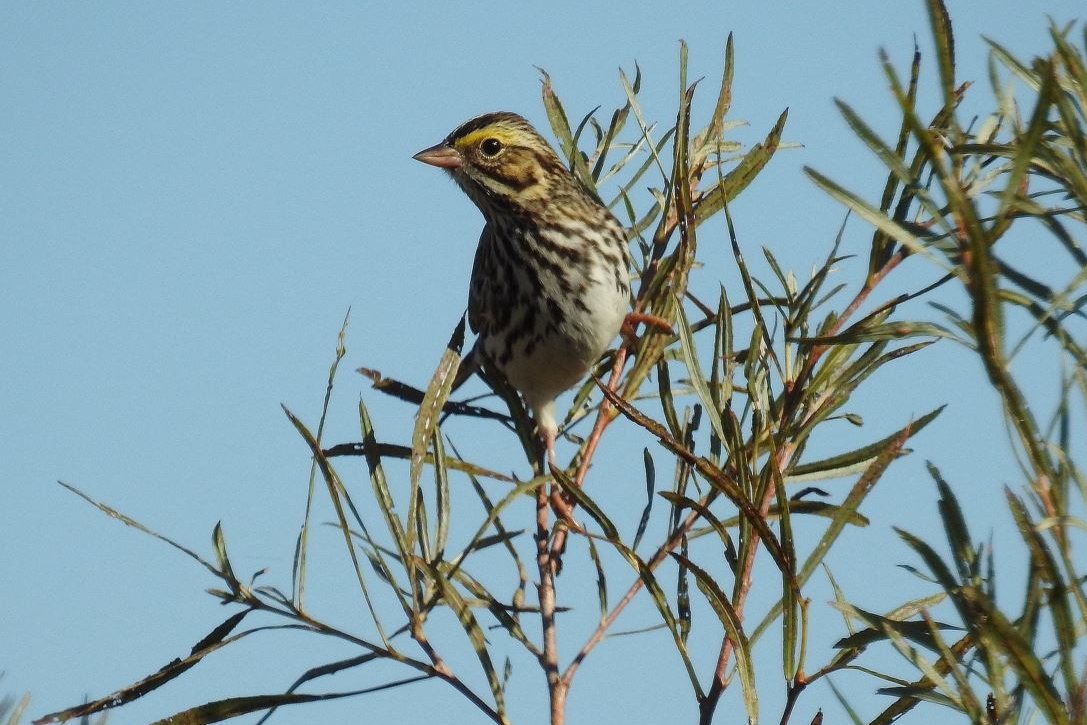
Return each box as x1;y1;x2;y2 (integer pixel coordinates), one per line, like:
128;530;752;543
414;111;572;216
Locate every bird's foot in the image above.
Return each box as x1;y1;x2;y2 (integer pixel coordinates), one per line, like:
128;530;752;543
621;311;674;342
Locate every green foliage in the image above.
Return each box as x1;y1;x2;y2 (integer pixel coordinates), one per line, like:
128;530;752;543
806;5;1087;724
39;3;1085;724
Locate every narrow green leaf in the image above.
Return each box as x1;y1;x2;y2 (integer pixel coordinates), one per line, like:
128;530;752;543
689;33;734;172
148;678;431;725
826;678;865;725
56;481;221;578
586;536;609;621
1005;488;1080;699
424;560;506;716
675;300;727;445
985;37;1039;90
659;491;738;565
925;0;958;123
994;57;1057;236
864;631;979;725
409;319;466;558
632;448;656;550
590;69;638;182
211;522;236;588
552;466;620;541
676;537;691;644
450;568;535;652
870;616;962;709
755;413;927;645
539;68;573;153
895;527;961;594
356;398;411;613
294;310;350;607
929;463;977;583
448;474;540;580
872;44;921;272
769;449;800;680
672;552;758;721
833;607;961;651
800;319;952;345
692;500;870;531
465;530;525;553
35;611;251;724
922;612;986;721
874;686;960;709
957;586;1070;725
619;67;672;195
432;432;451;562
695;109;788;226
718;287;736;404
287;405;394;641
540;68;594;187
805;167;951;270
841;98;949;228
657;358;682;440
617;543;705;700
788;406;943;482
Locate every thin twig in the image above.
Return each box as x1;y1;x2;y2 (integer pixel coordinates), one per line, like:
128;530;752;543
536;477;565;724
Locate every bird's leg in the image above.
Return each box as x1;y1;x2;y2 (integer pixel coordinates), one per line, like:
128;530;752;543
544;314;669;536
523;413;577;578
531;407;559;475
542;427;580;527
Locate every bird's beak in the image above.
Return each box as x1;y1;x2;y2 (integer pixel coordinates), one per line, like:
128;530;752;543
413;142;463;169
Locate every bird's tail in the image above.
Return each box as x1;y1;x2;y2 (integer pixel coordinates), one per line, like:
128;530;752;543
450;340;482;392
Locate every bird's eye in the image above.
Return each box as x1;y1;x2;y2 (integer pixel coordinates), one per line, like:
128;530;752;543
480;138;504;157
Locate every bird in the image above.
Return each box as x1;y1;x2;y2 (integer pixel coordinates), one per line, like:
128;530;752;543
413;111;631;468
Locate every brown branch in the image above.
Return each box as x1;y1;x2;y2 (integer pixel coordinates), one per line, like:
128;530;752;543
536;477;566;724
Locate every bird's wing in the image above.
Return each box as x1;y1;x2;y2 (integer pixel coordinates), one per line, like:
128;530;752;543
454;226;496;392
466;224;495;336
450;339;481;391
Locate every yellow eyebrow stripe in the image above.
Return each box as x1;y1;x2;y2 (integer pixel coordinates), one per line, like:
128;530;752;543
456;126;518;148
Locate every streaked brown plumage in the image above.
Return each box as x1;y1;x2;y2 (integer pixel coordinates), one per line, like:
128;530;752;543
414;111;630;464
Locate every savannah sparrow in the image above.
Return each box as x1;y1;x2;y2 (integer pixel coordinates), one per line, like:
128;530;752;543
413;111;631;464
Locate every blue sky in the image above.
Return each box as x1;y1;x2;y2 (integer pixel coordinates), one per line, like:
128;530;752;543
3;2;1082;724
